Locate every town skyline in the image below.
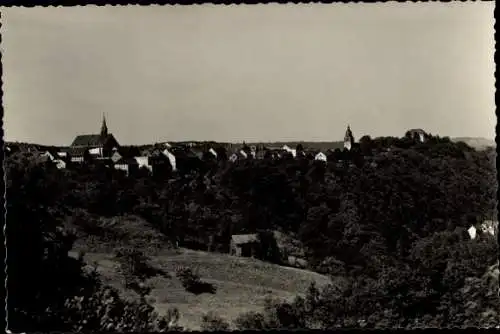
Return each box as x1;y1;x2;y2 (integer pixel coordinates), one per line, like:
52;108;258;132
2;3;496;145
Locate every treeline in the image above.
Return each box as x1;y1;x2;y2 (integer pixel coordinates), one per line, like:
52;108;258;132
6;134;499;330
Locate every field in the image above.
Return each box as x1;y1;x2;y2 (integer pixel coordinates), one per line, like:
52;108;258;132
69;247;332;330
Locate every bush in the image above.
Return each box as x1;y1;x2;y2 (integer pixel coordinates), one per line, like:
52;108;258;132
115;247;152;279
233;311;269;330
175;266;216;295
201;312;230;331
175;266;201;289
61;274;181;332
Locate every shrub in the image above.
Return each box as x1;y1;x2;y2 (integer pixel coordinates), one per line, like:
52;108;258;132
61;276;181;332
175;266;216;295
175;266;201;289
201;311;230;331
233;311;269;330
115;247;165;279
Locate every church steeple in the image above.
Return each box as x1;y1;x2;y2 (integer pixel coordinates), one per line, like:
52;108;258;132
100;113;108;138
344;124;355;151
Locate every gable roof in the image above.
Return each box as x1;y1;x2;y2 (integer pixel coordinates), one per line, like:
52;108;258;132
71;134;117;147
231;234;259;245
71;134;104;147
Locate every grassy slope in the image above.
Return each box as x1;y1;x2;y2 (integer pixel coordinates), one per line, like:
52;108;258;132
70;248;332;330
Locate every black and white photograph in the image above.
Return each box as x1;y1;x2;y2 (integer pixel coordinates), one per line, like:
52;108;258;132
2;2;498;331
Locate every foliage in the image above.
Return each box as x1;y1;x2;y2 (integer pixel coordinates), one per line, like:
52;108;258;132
201;312;230;331
6;134;498;329
5;152;180;332
176;266;216;295
61;271;180;332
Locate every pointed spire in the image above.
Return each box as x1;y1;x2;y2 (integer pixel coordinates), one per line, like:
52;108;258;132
344;124;354;150
100;113;108;138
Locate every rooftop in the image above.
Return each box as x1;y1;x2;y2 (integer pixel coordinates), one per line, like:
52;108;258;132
231;234;259;245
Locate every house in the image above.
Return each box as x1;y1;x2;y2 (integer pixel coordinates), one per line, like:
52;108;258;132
230;234;260;258
239;150;248;159
149;148;173;176
467;220;498;240
229;153;238;163
208;148;218;159
282;145;297;158
314;152;327;162
40;150;56;161
467;226;477;240
228;149;249;163
114;157;139;176
163;149;177;171
70;114;120;162
134;156;152;172
39;150;70;169
479;220;498;236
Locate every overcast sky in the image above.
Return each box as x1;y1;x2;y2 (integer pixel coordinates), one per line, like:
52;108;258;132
1;3;495;145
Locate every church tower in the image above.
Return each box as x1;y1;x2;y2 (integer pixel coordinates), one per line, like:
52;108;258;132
344;125;355;151
100;113;108;138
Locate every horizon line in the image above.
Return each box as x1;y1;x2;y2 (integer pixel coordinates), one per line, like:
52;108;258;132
5;135;496;148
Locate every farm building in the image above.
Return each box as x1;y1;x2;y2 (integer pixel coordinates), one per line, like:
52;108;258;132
230;234;260;258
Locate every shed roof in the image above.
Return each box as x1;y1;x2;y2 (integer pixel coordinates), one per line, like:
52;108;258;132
231;234;259;245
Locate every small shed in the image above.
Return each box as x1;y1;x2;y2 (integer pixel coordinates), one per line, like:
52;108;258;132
230;234;259;258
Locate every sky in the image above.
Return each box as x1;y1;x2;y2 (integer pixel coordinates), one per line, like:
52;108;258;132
1;3;496;145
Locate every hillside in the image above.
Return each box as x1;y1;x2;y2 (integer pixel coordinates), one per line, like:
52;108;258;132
69;248;332;330
452;137;496;150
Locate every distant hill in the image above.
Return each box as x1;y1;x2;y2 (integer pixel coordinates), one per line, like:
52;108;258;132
451;137;496;151
245;141;345;151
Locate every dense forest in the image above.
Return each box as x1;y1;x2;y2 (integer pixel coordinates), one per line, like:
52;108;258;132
5;134;500;331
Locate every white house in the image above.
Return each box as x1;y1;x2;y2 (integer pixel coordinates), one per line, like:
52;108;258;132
162;149;177;171
282;145;297;158
209;148;218;158
134;156;152;172
41;151;55;161
314;152;327;162
467;225;477;240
